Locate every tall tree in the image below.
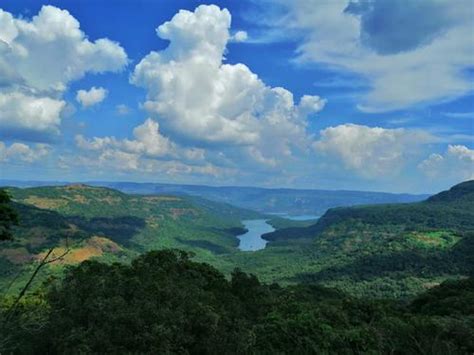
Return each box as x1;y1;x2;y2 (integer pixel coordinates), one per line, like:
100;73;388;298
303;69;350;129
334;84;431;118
0;189;19;241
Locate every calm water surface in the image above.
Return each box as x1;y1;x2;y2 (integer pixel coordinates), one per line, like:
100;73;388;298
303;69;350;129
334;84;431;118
237;215;320;251
237;220;275;251
268;213;320;221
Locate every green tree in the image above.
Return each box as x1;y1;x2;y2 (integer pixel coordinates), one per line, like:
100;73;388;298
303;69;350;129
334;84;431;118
0;189;19;241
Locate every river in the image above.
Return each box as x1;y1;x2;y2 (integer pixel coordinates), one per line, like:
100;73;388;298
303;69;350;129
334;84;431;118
237;219;275;251
237;215;320;251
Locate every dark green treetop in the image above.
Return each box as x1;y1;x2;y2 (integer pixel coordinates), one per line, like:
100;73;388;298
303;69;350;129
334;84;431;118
0;189;19;241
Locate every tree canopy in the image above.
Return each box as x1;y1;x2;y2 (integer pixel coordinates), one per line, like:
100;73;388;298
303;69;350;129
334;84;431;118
0;189;19;241
1;250;473;354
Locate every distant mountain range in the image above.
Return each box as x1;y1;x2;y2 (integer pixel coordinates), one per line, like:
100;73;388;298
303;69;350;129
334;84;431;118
0;180;429;215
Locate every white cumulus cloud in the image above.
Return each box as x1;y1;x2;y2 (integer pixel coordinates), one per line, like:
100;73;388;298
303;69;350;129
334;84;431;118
131;4;325;168
0;141;50;162
419;145;474;183
76;87;108;108
231;30;248;42
0;92;66;137
73;114;249;181
74;118;208;171
0;5;128;141
314;124;436;178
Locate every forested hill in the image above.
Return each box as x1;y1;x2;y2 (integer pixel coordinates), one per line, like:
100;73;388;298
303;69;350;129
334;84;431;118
426;180;474;204
1;184;473;353
0;184;261;293
315;180;474;233
265;180;474;241
2;181;473;301
257;181;473;297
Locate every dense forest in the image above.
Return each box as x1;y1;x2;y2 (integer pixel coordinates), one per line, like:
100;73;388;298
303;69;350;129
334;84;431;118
1;250;473;353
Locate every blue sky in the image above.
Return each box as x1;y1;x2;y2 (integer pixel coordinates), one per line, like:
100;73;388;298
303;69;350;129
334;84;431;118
0;0;473;193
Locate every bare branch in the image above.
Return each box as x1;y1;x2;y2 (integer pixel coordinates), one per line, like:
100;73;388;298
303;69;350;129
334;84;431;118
4;237;71;321
44;248;70;265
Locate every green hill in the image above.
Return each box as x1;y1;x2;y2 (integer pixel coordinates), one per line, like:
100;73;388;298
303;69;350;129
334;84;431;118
232;181;474;297
265;180;474;242
426;179;474;204
0;184;261;293
314;179;474;232
1;181;473;299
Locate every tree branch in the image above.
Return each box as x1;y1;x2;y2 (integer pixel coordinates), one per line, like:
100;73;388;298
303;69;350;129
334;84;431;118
4;239;70;321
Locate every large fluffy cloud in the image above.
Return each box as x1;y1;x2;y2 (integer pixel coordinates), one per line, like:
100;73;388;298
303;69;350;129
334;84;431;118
269;0;474;112
314;124;436;178
131;5;325;167
0;5;128;141
0;92;66;137
419;145;474;183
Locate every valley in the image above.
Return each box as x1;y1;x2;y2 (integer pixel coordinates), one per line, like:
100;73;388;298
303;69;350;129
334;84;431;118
0;180;472;299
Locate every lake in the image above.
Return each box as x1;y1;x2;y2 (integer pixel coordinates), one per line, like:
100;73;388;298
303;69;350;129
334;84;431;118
237;215;320;251
268;213;320;221
237;219;275;251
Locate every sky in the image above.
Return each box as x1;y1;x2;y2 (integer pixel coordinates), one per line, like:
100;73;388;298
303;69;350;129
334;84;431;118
0;0;473;193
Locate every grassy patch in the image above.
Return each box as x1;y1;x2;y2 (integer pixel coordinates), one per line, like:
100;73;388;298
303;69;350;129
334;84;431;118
408;231;461;249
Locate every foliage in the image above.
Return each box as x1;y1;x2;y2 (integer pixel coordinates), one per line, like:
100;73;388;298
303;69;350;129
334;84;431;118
1;182;473;352
315;180;474;233
1;250;473;354
0;189;19;241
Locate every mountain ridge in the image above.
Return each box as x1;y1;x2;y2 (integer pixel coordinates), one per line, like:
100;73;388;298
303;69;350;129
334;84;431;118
1;179;429;215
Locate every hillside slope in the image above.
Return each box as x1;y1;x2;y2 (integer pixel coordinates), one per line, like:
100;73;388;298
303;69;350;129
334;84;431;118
315;179;474;232
232;181;474;297
2;182;472;299
0;185;261;293
265;180;474;241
